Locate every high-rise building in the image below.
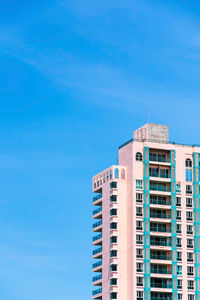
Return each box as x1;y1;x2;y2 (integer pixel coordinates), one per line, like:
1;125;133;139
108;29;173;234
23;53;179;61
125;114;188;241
92;123;200;300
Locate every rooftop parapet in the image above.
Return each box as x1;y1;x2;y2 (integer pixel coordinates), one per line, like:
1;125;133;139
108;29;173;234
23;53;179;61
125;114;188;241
134;123;169;143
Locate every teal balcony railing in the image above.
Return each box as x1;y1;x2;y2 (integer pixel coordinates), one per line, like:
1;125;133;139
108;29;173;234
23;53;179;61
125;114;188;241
149;155;170;163
151;254;172;260
150;185;171;192
151;298;172;300
150;172;170;179
150;213;171;219
93;247;102;255
92;274;102;282
150;240;171;247
92;288;102;295
150;227;171;233
93;207;102;215
93;233;102;242
93;261;102;269
150;198;171;206
151;282;172;289
151;268;172;274
93;194;102;202
93;220;102;228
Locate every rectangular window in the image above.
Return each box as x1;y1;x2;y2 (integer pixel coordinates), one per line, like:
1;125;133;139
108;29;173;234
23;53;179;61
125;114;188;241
188;280;194;290
110;209;117;216
110;222;117;230
177;252;182;261
176;197;181;206
136;207;143;217
187;239;193;249
186;185;193;194
186;169;193;182
177;224;182;234
110;195;117;202
136;262;143;272
137;291;143;300
110;292;117;299
177;238;182;247
110;236;117;244
178;294;182;300
136;277;143;286
188;295;195;300
176;183;181;193
136;221;143;230
187;252;193;262
136;235;143;245
110;264;117;272
110;250;117;257
177;210;181;220
187;266;194;276
136;248;143;258
136;180;143;190
110;182;117;189
110;278;117;286
186;211;193;221
177;279;182;289
187;225;193;235
177;265;182;275
186;198;193;208
136;193;143;203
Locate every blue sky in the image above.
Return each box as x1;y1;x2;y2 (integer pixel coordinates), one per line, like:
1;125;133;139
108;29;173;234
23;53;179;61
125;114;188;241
1;0;200;299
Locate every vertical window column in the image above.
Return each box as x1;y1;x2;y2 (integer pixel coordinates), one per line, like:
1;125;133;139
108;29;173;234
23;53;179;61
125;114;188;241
193;152;200;300
171;149;177;300
143;147;150;300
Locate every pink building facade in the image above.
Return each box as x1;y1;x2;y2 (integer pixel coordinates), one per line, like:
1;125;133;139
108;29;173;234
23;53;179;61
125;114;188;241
92;124;200;300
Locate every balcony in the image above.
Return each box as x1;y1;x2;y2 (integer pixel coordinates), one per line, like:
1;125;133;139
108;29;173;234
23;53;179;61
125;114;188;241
93;247;102;258
93;233;102;245
150;240;171;247
151;254;172;261
93;194;102;203
93;207;102;219
149;154;170;163
151;282;172;289
150;213;171;220
92;288;102;297
93;220;102;232
93;274;102;284
93;261;102;269
151;268;172;275
150;227;171;233
150;184;171;193
150;196;171;206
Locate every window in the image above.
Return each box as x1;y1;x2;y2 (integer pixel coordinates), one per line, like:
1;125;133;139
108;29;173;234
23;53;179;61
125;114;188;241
137;291;143;300
110;222;117;230
110;181;117;189
187;252;193;262
187;225;193;235
186;198;193;208
136;193;143;203
136;221;143;230
136;207;143;217
114;168;119;179
186;211;193;221
187;239;193;249
110;236;117;243
110;250;117;257
187;266;194;276
136;248;143;258
177;266;182;275
186;158;192;167
186;185;193;195
186;169;193;182
136;277;143;286
177;252;182;261
136;235;143;245
110;195;117;202
110;209;117;216
110;278;117;286
176;197;181;206
110;264;117;272
188;295;194;300
177;210;181;220
136;152;142;161
188;280;194;290
136;180;143;190
177;238;182;247
176;183;181;193
177;279;182;289
110;292;117;299
177;224;182;234
136;263;143;272
178;294;182;300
